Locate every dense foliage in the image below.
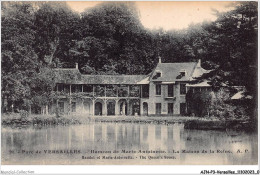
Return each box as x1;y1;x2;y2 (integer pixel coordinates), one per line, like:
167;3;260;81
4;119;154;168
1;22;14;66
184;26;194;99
1;2;257;117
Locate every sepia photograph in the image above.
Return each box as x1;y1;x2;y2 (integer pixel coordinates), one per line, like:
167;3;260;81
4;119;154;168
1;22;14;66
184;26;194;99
1;0;258;172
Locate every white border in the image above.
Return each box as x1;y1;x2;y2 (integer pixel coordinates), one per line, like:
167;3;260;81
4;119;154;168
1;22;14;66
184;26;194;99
1;0;259;174
1;165;260;174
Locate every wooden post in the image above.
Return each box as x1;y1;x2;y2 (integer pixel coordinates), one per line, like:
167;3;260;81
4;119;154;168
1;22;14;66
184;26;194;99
56;99;59;116
92;99;95;116
68;98;71;115
116;85;118;97
126;99;129;116
104;99;107;116
115;100;119;115
56;99;58;109
81;99;84;114
140;85;142;98
104;85;106;97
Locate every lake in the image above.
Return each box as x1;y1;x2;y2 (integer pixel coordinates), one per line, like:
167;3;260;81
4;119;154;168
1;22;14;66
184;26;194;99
1;122;258;165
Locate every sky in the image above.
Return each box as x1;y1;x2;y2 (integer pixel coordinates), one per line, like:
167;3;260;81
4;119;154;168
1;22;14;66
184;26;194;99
67;1;232;30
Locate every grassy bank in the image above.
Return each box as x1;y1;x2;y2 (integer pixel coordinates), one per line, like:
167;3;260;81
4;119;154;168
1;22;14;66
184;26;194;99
1;113;253;131
1;113;82;127
1;113;205;126
184;119;255;132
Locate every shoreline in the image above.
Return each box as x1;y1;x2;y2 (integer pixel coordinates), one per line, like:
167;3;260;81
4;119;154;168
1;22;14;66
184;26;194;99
1;113;254;131
1;113;202;125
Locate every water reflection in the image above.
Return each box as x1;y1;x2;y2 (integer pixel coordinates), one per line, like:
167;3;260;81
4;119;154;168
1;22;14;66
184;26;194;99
1;122;258;165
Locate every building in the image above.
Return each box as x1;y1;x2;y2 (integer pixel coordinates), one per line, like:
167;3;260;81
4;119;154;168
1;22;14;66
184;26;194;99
51;59;210;116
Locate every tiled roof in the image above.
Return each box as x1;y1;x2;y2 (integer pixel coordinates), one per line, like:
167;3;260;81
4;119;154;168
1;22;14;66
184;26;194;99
54;68;147;84
81;75;147;84
150;62;197;82
54;61;208;84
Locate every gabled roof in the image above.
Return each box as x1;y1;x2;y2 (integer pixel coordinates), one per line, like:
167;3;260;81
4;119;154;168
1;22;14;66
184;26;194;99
191;66;211;79
150;62;197;82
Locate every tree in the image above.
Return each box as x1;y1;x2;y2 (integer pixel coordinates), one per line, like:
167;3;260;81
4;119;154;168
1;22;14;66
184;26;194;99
2;2;61;114
201;2;257;94
1;2;39;112
34;2;80;66
70;2;157;75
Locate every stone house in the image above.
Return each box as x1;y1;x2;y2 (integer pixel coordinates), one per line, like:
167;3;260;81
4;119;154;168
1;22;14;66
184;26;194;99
51;59;209;116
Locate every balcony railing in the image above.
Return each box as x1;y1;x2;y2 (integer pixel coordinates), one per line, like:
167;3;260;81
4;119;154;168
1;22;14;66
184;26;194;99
56;84;149;98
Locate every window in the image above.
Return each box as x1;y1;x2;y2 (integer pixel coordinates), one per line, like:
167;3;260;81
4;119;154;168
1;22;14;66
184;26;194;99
57;84;64;92
94;85;105;97
71;85;82;93
156;103;161;114
58;102;64;113
153;71;162;79
180;103;186;115
168;84;174;97
180;69;186;77
64;85;70;94
118;85;128;97
141;85;149;98
180;83;186;95
155;84;161;95
71;85;76;93
129;85;140;97
168;103;173;114
106;85;117;97
156;72;161;77
71;102;76;112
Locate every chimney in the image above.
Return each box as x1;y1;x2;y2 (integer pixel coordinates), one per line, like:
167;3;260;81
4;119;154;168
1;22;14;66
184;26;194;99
158;56;162;63
75;63;78;69
197;59;201;67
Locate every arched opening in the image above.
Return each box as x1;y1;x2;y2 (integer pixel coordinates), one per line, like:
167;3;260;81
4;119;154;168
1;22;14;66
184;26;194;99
143;102;148;116
130;99;140;115
118;99;127;115
95;102;102;115
107;100;115;116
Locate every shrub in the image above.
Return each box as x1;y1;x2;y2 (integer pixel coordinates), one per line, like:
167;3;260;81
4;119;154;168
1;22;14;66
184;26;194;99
19;110;29;119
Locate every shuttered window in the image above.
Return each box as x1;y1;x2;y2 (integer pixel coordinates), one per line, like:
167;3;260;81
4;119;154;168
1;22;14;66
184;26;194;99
156;103;161;114
180;84;186;95
168;84;174;97
155;84;161;95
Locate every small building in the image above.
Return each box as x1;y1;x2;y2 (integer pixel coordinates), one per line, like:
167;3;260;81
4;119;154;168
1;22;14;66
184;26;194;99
51;59;209;116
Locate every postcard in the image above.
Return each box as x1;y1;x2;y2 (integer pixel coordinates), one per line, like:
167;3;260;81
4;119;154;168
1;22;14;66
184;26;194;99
1;1;258;174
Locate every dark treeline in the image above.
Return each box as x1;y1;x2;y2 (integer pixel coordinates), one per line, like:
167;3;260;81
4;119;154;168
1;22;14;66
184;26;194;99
1;1;257;114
